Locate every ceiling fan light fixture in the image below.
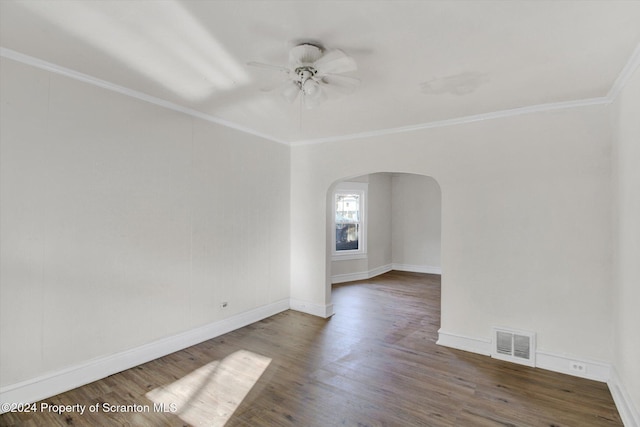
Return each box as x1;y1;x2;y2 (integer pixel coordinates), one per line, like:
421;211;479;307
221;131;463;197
281;81;300;103
303;78;320;96
303;86;328;109
249;42;359;109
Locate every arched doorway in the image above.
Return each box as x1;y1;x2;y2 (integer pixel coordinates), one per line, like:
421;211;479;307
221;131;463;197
326;172;442;312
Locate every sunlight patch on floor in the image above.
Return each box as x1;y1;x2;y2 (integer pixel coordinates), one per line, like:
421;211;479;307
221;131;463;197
146;350;271;426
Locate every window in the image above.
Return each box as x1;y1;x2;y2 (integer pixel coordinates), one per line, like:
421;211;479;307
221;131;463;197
333;182;367;260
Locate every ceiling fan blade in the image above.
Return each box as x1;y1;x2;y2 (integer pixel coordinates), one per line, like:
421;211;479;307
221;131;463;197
281;81;300;103
303;86;328;109
314;49;357;75
258;77;290;93
247;61;290;73
321;74;361;94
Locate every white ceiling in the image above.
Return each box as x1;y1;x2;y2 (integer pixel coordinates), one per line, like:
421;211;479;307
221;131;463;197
1;0;640;144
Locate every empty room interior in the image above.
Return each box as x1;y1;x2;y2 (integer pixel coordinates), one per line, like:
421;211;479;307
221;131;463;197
1;1;639;426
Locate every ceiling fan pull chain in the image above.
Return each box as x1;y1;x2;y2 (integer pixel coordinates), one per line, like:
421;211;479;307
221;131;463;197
299;90;303;132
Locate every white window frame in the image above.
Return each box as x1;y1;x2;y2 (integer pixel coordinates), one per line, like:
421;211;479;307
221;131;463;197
332;182;368;261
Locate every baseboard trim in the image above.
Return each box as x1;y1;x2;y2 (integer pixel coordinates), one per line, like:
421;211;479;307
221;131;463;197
392;263;442;275
436;329;492;356
437;330;614;382
438;331;638;425
331;263;393;284
608;367;640;427
289;299;334;318
535;350;611;382
331;271;369;284
0;299;289;412
329;263;441;284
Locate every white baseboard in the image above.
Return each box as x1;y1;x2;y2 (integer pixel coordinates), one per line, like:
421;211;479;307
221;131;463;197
331;263;392;284
436;330;613;382
331;271;369;284
608;367;640;427
436;329;492;355
289;299;334;318
0;299;289;412
535;350;611;382
392;263;442;275
438;330;640;425
330;263;441;284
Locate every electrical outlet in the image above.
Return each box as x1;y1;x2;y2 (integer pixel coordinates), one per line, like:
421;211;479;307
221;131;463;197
220;301;228;309
569;361;587;373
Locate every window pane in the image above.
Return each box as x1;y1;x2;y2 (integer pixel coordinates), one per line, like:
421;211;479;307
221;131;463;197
336;223;359;251
335;194;360;223
336;192;360;252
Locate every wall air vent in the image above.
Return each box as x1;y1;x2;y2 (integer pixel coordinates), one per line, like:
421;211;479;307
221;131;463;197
492;327;536;367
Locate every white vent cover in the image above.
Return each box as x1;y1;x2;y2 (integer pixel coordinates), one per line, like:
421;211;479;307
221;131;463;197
492;327;536;367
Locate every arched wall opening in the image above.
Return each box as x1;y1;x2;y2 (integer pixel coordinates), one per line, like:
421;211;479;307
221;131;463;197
325;172;442;314
289;105;614;371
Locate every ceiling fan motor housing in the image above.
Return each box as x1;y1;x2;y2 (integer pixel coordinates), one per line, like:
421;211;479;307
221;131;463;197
295;66;317;86
289;43;323;65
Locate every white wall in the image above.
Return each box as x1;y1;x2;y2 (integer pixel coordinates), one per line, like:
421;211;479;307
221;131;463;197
612;63;640;421
367;173;393;272
290;104;613;363
392;174;441;271
0;57;290;388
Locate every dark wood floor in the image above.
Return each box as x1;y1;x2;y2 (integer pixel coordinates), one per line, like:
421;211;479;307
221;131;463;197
1;271;622;426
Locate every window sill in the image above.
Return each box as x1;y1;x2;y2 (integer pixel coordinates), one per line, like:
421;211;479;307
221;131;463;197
332;253;368;261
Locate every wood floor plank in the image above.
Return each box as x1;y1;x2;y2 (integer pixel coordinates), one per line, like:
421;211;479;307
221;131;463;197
0;271;622;426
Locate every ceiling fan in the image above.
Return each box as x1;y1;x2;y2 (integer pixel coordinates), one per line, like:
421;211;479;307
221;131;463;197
248;43;360;109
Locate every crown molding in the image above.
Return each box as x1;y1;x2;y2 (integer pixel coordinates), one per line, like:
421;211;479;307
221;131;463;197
0;47;287;145
2;44;637;147
290;97;611;146
607;41;640;101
